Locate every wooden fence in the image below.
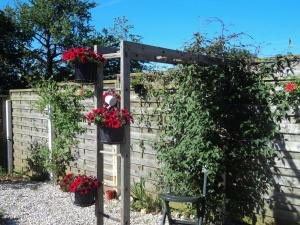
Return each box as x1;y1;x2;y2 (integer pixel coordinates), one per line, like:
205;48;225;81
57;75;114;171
0;95;8;170
4;73;300;224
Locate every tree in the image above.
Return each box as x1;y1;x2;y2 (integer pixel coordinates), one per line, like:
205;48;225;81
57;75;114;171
0;10;31;93
13;0;96;79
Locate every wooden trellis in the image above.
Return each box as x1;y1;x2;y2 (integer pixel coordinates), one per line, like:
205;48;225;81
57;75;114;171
93;41;223;225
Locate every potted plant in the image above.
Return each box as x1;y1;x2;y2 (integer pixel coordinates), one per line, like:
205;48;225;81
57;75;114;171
86;90;133;144
60;173;101;207
62;47;105;83
105;189;117;201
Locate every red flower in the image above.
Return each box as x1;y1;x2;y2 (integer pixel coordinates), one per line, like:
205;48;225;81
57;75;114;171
69;183;77;192
81;55;86;63
62;47;105;65
69;52;75;61
105;119;113;128
285;82;297;92
93;108;102;114
75;177;83;185
111;119;121;128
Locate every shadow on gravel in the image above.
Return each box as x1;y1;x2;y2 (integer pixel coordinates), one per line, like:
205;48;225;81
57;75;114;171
0;217;20;225
0;180;44;191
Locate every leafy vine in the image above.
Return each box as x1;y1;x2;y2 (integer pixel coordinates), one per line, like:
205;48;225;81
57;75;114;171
33;78;93;181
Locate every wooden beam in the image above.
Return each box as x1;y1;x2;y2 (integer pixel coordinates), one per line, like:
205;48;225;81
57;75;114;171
120;40;131;225
94;45;105;225
124;41;224;65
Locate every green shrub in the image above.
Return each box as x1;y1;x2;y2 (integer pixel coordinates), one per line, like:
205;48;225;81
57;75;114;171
148;33;298;223
0;167;6;177
26;142;49;181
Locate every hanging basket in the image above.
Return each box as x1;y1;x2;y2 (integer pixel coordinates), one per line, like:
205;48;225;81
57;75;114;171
100;127;125;144
73;189;96;207
74;62;98;83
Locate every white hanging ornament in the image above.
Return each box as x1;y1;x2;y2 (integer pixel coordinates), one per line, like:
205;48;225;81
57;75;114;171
105;95;117;108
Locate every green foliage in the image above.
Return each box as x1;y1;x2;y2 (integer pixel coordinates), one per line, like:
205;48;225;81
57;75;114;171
141;33;299;223
9;0;96;79
131;73;148;98
34;78;91;181
0;10;30;93
0;167;6;177
26;142;49;181
131;178;162;213
0;208;5;220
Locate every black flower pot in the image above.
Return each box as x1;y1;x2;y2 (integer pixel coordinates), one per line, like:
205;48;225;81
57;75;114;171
74;189;96;207
74;62;98;83
100;127;125;144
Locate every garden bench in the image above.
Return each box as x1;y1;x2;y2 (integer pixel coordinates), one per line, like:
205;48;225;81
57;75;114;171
159;168;208;225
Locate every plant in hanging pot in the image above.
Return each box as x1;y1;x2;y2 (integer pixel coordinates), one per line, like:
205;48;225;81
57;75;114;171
60;173;101;207
62;47;105;83
86;90;133;144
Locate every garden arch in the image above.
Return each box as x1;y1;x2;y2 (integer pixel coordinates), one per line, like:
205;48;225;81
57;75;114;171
94;40;223;225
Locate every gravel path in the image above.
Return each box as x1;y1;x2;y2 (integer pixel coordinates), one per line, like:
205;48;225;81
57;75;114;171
0;181;163;225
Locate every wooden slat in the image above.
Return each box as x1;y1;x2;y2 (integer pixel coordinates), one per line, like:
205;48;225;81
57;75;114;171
125;40;224;65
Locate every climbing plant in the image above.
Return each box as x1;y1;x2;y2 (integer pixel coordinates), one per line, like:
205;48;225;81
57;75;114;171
33;78;92;181
136;33;299;224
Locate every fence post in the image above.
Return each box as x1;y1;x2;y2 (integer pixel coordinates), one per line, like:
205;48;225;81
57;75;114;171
47;105;54;180
5;100;13;174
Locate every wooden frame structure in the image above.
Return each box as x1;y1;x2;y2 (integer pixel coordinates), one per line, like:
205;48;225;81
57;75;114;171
93;41;223;225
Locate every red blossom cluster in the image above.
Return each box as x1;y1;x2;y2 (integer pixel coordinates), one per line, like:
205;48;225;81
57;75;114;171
60;173;101;195
86;108;132;128
86;90;133;128
59;173;75;192
62;47;105;64
70;175;101;195
285;82;297;92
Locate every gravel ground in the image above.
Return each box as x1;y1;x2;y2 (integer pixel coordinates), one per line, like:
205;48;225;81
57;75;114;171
0;181;163;225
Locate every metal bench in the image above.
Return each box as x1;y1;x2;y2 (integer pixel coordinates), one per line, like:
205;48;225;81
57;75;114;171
159;168;208;225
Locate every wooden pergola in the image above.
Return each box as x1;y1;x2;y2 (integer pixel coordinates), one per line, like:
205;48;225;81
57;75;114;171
93;41;223;225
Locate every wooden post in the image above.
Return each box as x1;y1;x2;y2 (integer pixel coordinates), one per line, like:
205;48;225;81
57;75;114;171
94;45;105;225
120;40;131;225
5;100;13;174
47;105;54;180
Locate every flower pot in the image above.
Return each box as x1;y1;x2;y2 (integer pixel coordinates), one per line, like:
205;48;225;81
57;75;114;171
74;62;98;83
100;127;125;144
106;190;117;201
74;189;96;207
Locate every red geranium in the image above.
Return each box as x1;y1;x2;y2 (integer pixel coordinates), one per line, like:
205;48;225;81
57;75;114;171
59;172;75;192
86;89;133;128
60;174;101;196
86;107;133;128
62;47;105;65
285;82;297;92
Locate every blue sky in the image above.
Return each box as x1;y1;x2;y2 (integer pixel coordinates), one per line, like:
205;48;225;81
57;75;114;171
1;0;300;57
